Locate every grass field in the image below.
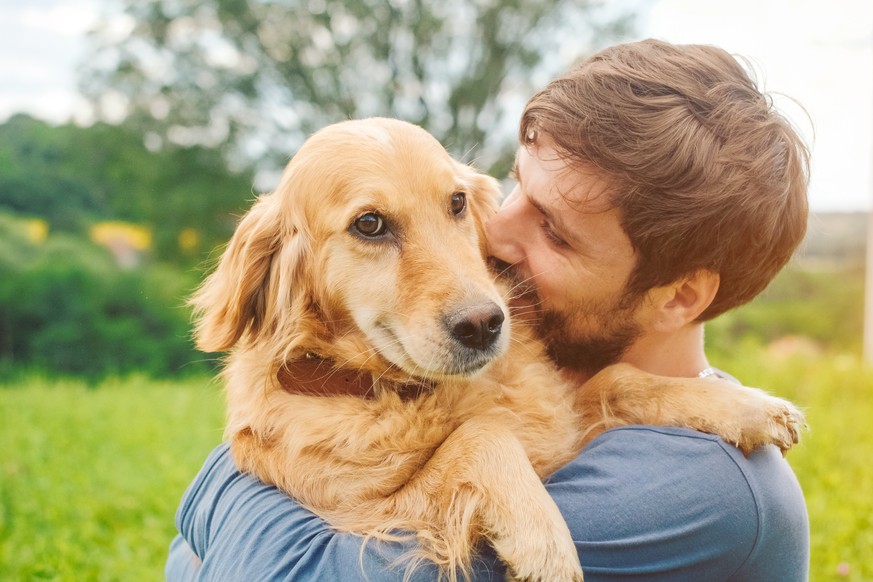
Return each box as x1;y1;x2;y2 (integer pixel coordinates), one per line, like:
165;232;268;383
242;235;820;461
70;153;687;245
0;375;225;581
1;350;872;581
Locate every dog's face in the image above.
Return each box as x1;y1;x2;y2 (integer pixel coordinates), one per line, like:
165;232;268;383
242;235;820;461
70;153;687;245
192;118;509;379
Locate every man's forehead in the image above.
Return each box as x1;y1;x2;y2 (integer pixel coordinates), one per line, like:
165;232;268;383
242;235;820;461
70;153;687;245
516;144;614;214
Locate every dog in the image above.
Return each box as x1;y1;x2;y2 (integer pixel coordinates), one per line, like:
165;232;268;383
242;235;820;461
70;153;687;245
190;118;804;581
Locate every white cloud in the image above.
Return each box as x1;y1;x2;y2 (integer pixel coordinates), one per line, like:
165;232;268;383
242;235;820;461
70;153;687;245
0;3;97;123
20;2;99;36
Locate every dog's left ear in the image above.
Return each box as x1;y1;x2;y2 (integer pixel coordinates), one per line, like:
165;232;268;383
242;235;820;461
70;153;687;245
190;194;303;352
457;162;502;259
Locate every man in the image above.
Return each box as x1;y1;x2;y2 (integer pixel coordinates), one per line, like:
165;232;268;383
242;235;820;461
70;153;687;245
167;39;809;580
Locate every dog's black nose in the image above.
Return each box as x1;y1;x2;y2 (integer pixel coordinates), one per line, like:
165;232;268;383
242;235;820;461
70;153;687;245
448;303;505;351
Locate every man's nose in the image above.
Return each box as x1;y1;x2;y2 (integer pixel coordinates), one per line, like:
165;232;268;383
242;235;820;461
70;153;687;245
485;187;525;265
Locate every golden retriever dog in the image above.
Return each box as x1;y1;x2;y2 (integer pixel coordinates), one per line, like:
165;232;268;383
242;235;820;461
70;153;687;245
191;118;804;582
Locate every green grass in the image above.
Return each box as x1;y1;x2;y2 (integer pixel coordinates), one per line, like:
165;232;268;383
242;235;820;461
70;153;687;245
0;375;225;581
710;349;873;581
2;352;872;581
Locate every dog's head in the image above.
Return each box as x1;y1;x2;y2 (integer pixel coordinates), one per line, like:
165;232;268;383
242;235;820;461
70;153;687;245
191;118;508;380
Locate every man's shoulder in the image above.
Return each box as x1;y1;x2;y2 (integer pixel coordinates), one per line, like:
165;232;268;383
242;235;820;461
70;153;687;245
548;425;802;518
546;425;809;580
547;425;766;524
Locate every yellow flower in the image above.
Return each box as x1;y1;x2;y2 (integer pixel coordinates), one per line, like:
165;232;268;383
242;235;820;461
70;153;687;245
178;228;200;251
25;219;49;243
89;221;152;251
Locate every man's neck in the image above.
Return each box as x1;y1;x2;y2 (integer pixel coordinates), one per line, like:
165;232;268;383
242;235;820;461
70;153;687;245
617;322;709;379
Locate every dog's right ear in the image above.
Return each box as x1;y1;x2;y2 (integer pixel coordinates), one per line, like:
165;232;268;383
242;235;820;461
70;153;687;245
190;194;292;353
456;162;502;260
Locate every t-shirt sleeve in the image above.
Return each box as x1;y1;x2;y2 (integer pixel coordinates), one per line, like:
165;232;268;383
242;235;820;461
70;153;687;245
166;443;504;582
545;425;808;581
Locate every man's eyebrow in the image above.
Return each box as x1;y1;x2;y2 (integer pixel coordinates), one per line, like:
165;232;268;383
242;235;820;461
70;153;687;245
528;195;553;223
529;190;579;244
512;152;575;242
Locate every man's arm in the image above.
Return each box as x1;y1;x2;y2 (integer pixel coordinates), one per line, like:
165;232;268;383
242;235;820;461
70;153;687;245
167;427;808;581
165;443;504;581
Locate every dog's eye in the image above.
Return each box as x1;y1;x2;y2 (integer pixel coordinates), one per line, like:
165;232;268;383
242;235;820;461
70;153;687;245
450;192;467;216
352;212;387;238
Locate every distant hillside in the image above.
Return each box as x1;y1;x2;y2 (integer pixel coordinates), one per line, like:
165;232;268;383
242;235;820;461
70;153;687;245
799;212;868;265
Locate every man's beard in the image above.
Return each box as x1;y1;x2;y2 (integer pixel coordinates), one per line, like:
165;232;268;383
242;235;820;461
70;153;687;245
537;301;642;375
494;258;644;375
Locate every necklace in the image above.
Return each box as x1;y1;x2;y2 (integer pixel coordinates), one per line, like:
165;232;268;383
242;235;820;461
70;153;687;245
698;366;718;379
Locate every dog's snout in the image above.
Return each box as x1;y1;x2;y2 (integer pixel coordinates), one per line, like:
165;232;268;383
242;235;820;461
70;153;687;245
448;303;505;351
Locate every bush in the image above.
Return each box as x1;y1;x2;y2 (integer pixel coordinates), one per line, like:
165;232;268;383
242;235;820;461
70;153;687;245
0;215;209;379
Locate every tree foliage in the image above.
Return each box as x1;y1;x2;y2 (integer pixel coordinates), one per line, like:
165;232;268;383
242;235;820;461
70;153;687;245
0;114;253;263
81;0;633;177
0;115;108;231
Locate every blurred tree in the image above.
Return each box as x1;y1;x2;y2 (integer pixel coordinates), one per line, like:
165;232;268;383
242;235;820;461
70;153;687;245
0;114;254;264
0;215;207;378
0;115;107;231
80;0;633;178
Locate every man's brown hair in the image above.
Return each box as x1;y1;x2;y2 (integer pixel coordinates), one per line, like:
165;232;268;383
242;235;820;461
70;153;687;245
520;39;810;320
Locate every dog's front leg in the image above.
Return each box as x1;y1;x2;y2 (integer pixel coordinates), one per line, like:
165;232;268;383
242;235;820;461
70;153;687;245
383;412;584;582
577;363;806;456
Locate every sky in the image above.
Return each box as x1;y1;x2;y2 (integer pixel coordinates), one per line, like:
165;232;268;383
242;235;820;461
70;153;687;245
0;0;870;213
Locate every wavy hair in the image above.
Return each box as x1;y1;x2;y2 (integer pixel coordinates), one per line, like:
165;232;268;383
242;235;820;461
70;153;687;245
520;39;810;320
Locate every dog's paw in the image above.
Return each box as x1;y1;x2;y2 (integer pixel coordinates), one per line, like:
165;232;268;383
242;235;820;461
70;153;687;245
505;569;584;582
505;555;584;582
495;515;584;582
722;388;807;457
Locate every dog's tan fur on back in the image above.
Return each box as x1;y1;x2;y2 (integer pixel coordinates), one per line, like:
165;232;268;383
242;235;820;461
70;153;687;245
191;118;804;581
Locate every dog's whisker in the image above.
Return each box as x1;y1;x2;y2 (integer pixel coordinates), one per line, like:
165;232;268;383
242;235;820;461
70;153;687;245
498;264;557;302
507;335;547;359
489;259;519;281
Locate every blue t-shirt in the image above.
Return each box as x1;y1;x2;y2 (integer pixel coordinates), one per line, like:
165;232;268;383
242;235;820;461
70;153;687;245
166;426;809;581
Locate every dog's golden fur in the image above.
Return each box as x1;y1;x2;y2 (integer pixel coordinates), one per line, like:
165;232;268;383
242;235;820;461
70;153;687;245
191;118;803;581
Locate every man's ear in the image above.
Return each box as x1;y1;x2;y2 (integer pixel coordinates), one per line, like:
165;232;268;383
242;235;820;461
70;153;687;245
646;270;720;331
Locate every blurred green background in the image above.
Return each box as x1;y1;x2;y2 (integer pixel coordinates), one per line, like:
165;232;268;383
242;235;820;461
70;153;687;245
1;0;871;580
